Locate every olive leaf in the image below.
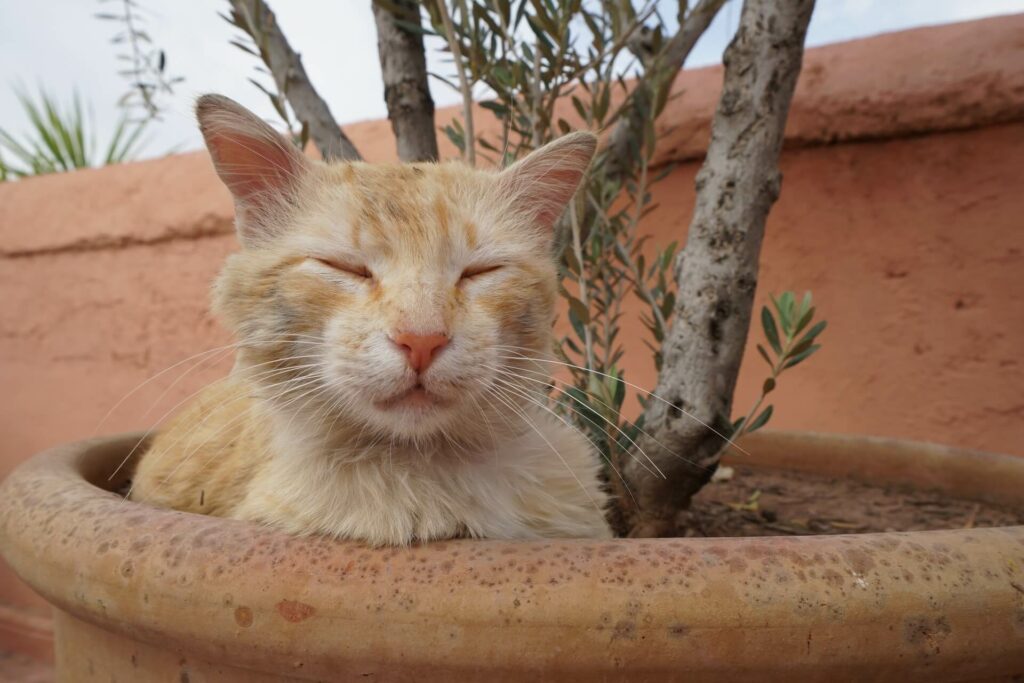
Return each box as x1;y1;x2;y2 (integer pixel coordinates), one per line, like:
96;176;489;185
731;291;827;440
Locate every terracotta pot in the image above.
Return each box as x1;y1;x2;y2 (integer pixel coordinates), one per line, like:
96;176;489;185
1;432;1022;682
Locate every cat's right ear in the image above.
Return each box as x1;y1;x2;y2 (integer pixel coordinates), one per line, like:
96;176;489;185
196;94;311;246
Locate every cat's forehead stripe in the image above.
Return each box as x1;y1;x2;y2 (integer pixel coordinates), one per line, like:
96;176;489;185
464;218;478;250
433;193;450;242
323;168;485;255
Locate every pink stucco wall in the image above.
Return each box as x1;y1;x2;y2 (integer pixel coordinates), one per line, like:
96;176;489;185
1;15;1022;654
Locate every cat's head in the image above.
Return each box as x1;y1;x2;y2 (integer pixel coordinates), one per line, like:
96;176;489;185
197;95;595;444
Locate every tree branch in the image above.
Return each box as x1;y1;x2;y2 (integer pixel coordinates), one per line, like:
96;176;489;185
604;0;727;181
227;0;362;162
435;0;475;166
620;0;817;537
371;0;439;162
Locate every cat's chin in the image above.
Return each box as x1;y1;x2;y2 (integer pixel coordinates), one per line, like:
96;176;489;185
373;383;451;413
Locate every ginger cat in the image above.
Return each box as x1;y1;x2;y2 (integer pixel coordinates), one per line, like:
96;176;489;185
131;95;612;545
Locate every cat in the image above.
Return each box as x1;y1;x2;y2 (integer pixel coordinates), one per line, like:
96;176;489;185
130;94;612;545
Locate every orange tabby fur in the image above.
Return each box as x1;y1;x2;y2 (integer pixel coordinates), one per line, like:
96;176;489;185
131;95;611;545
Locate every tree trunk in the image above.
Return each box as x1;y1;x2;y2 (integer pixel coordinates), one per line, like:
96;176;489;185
372;0;439;162
621;0;817;537
228;0;362;162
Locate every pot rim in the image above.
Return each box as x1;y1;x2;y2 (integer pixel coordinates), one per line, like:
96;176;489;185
2;431;1023;680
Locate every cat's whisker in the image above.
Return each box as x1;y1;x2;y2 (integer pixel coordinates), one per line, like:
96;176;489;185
476;380;602;516
148;366;329;489
436;424;470;464
483;363;692;473
112;359;326;484
485;368;663;481
123;368;330;500
307;388;352;447
136;345;253;429
466;391;503;450
472;383;530;443
147;365;335;490
277;374;333;438
93;342;241;436
482;374;639;508
492;346;750;458
99;332;327;440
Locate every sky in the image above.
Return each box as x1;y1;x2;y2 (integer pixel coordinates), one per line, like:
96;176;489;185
1;0;1022;161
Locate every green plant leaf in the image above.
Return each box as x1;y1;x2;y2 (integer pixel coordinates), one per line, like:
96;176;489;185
784;344;821;369
392;18;436;36
761;306;781;355
731;416;746;435
794;320;827;348
567;302;588;342
567;295;590;326
787;336;815;359
773;292;794;335
799;291;812;319
479;100;509;117
0;87;149;177
794;305;815;335
747;405;774;433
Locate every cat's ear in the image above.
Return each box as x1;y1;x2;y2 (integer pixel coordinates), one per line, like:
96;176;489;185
196;94;312;246
499;131;597;231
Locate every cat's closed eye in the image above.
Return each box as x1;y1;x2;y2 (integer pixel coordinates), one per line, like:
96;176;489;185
312;257;373;280
460;264;503;282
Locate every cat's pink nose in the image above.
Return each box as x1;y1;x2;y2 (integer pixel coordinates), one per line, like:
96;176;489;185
391;332;449;373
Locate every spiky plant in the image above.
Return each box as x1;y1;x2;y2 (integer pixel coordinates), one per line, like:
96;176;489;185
0;88;149;179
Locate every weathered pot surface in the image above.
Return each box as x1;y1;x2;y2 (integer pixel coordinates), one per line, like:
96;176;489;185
1;431;1022;682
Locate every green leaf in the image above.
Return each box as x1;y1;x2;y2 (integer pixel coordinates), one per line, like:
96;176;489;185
492;65;514;86
794;305;815;335
442;123;465;152
747;405;774;433
562;245;581;275
731;416;746;434
761;307;782;355
788;336;815;359
799;291;812;319
795;320;827;348
611;369;626;409
392;18;436;36
0;87;149;177
756;344;773;367
567;302;588;342
479;100;509;117
564;386;604;432
567;295;590;325
784;344;821;369
773;292;794;335
762;377;775;394
659;291;675;321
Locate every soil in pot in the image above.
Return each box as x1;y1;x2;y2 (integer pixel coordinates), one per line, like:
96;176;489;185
676;464;1024;538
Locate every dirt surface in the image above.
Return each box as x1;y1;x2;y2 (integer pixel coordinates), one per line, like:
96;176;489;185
677;465;1024;538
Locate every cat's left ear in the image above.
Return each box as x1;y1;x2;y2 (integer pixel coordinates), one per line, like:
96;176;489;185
196;94;312;246
499;132;597;231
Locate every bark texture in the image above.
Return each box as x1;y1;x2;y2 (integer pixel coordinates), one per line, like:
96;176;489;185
621;0;817;537
605;0;727;181
372;1;439;162
228;0;362;162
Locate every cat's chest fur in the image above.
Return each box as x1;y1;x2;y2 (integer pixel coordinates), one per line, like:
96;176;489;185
230;412;611;545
